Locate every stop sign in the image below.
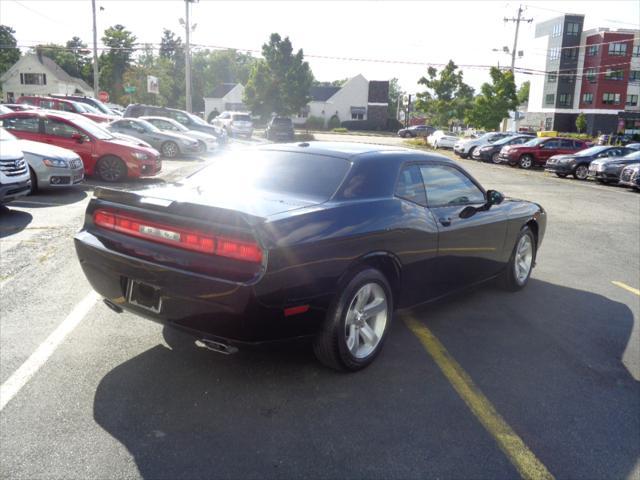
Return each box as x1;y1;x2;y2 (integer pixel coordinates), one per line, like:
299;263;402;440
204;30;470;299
98;91;109;102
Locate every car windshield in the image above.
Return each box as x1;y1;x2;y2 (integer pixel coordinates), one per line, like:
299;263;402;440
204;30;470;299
494;136;519;146
272;117;292;126
188;150;351;202
187;112;208;126
232;114;252;122
133;119;161;133
161;119;189;131
71;116;114;140
622;151;640;160
575;146;609;157
87;99;112;114
523;137;545;147
83;104;101;114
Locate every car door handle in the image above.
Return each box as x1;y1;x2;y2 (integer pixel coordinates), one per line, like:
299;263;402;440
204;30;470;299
439;217;452;227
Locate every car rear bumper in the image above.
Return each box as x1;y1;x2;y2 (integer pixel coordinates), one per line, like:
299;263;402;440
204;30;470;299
74;231;322;343
0;179;31;203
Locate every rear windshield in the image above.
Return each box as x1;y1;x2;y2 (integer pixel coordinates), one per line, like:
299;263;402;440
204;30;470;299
188;150;350;201
272;117;292;126
232;114;251;122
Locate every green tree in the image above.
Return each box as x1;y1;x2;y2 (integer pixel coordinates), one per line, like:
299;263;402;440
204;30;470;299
465;67;518;131
388;77;404;119
157;29;185;108
576;112;587;133
517;80;530;105
33;38;91;83
100;25;136;103
244;33;313;117
416;60;474;127
0;25;20;80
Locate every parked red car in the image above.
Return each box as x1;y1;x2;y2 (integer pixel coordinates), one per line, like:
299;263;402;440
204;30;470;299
17;96;116;124
0;110;161;182
498;137;588;169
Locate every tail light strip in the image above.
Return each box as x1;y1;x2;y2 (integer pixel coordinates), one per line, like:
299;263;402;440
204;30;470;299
93;209;263;263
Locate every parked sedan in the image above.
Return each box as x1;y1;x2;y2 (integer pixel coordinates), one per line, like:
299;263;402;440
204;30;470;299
427;130;458;149
625;143;640;151
618;163;640;190
545;146;633;180
397;125;436;138
472;135;532;163
141;116;219;154
107;118;200;158
454;132;513;159
0;110;160;182
499;137;588;169
75;142;546;371
588;150;640;183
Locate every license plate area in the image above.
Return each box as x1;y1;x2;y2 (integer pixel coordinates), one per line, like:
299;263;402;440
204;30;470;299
127;280;162;313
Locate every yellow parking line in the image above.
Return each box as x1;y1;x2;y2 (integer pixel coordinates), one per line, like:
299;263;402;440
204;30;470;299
404;317;554;480
611;281;640;296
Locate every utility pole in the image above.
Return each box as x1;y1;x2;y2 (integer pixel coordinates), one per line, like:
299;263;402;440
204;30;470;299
504;5;533;72
184;0;193;113
91;0;99;97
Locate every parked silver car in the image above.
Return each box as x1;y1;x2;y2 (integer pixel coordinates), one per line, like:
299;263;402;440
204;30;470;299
141;116;218;154
106;118;200;158
211;111;253;138
453;132;514;159
18;136;84;192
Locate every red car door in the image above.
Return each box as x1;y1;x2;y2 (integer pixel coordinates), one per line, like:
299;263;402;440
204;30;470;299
41;117;95;171
558;138;578;155
537;139;561;164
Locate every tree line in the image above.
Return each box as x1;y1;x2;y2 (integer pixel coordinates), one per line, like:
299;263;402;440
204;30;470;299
0;24;526;130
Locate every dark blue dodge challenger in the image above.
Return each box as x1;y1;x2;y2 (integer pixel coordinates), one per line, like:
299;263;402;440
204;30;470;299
75;142;546;371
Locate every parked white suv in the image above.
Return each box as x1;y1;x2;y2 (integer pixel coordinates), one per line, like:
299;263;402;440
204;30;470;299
453;132;513;159
0;128;31;204
211;111;253;138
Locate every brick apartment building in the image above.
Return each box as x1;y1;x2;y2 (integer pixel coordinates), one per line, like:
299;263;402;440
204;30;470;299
524;14;639;135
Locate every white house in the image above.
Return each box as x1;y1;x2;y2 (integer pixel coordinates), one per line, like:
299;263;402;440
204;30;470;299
204;83;247;121
203;75;389;129
0;53;93;102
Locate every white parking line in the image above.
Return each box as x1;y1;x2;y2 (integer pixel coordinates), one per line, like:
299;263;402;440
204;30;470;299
0;290;99;411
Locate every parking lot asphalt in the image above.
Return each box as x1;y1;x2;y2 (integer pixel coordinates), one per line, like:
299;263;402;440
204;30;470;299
1;137;639;479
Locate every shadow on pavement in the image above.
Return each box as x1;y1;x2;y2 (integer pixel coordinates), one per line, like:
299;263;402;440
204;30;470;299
8;188;88;208
0;206;32;237
93;279;639;479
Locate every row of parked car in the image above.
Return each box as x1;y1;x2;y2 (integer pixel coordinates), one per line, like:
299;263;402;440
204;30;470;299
451;131;640;190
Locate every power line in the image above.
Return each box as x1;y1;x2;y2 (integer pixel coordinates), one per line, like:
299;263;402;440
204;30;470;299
521;3;640;28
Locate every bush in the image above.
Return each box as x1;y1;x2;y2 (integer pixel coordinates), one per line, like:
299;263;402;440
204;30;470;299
304;116;325;130
294;132;315;142
340;119;384;131
332;127;348;133
558;132;595;140
328;115;341;130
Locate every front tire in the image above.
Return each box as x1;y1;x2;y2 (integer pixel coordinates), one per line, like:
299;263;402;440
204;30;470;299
28;167;38;194
573;164;589;180
499;226;536;291
313;268;393;371
161;141;179;158
491;152;501;164
96;156;126;182
468;147;476;159
519;154;534;169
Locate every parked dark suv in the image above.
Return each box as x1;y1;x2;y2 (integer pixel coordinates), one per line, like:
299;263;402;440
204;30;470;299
265;116;295;142
124;104;227;144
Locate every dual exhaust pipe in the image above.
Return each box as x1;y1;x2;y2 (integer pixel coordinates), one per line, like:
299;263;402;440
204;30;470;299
102;298;238;355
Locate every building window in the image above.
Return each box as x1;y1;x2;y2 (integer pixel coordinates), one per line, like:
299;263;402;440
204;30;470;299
582;93;593;104
605;69;624;80
563;47;578;60
549;48;561;61
587;45;599;56
545;94;555;105
552;24;562;37
566;22;580;36
585;68;597;83
608;42;627;56
602;93;621;105
547;73;557;83
545;117;553;130
630;70;640;82
626;94;639;106
558;93;572;107
561;70;576;83
19;73;47;85
633;45;640;57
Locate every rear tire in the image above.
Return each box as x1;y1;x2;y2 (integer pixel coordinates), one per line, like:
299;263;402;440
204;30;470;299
28;167;38;195
313;268;393;371
499;226;536;292
96;156;126;182
491;152;501;164
468;147;476;159
573;164;589;180
197;141;207;154
161;141;179;158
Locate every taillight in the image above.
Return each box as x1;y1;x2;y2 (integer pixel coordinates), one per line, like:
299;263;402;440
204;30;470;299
93;209;262;263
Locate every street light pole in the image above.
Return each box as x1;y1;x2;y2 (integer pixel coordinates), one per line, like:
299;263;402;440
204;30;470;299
91;0;99;97
184;0;192;113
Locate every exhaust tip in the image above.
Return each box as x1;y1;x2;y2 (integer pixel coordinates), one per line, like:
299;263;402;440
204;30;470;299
196;339;238;355
103;298;123;314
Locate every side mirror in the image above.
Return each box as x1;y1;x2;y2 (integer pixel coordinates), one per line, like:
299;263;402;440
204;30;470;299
486;189;504;206
71;133;84;143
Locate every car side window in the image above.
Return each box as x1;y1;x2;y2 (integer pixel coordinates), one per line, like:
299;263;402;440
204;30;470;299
1;116;39;133
420;164;485;206
43;118;80;138
172;112;189;124
542;140;559;149
559;139;574;148
395;165;427;206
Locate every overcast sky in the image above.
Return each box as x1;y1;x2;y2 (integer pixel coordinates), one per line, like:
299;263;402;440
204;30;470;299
3;0;639;94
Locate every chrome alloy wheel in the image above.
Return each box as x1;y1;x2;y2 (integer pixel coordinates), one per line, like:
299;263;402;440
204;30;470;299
514;235;533;285
344;283;388;359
